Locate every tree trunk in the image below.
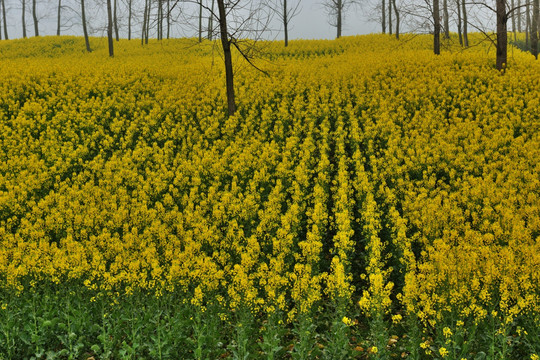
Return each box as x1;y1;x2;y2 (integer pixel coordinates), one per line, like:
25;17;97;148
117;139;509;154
208;0;215;39
128;0;132;40
114;0;119;41
393;0;399;39
443;0;450;38
145;0;150;44
1;0;7;40
159;0;163;40
389;0;393;35
457;0;463;45
167;0;170;39
511;0;516;41
337;0;342;38
382;0;386;33
81;0;91;52
462;0;469;46
199;0;202;42
157;0;161;40
284;0;288;46
496;0;508;70
533;0;539;58
434;0;440;54
32;0;38;36
107;0;114;56
526;0;529;48
22;0;27;38
217;0;236;116
57;0;61;35
517;0;522;31
142;0;148;45
0;14;2;40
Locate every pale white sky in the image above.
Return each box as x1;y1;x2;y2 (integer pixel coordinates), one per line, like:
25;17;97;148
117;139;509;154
0;0;380;40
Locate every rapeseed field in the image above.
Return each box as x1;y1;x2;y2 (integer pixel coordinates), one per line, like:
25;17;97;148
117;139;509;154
0;34;539;359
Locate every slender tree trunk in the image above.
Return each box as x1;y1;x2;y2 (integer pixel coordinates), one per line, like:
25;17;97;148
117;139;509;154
157;0;161;40
198;0;202;42
457;0;463;45
32;0;38;36
389;0;393;34
22;0;27;38
337;0;342;38
518;0;522;32
145;0;150;44
382;0;386;33
114;0;119;41
496;0;508;70
0;13;2;40
533;0;539;58
434;0;440;54
159;0;163;40
142;0;147;45
81;0;91;51
526;0;530;47
284;0;288;46
57;0;61;35
216;0;236;116
443;0;450;38
208;0;215;39
392;0;399;39
167;0;170;39
107;0;114;56
462;0;469;46
511;0;516;41
128;0;132;40
1;0;7;40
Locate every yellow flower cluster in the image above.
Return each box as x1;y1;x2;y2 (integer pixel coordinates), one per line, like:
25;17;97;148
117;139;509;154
0;35;538;338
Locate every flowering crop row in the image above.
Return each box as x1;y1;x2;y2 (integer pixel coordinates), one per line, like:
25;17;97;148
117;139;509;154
0;35;539;358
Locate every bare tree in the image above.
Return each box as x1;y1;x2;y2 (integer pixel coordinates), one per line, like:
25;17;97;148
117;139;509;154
215;0;236;114
270;0;301;46
158;0;163;39
207;0;215;39
471;0;530;69
443;0;449;38
174;0;272;115
113;0;119;40
382;0;386;32
198;0;202;41
167;0;171;38
127;0;132;39
32;0;38;36
323;0;356;38
141;0;151;43
392;0;399;38
526;0;529;47
57;0;61;35
107;0;114;56
533;0;538;57
511;0;515;40
82;0;92;51
389;0;392;34
517;0;521;31
495;0;508;69
456;0;462;44
22;0;27;38
462;0;468;46
145;0;150;42
434;0;440;54
1;0;7;39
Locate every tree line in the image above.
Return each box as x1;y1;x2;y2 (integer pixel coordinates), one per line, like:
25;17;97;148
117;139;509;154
0;0;538;112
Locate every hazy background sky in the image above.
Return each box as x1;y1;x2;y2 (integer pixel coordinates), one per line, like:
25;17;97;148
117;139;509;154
0;0;380;40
